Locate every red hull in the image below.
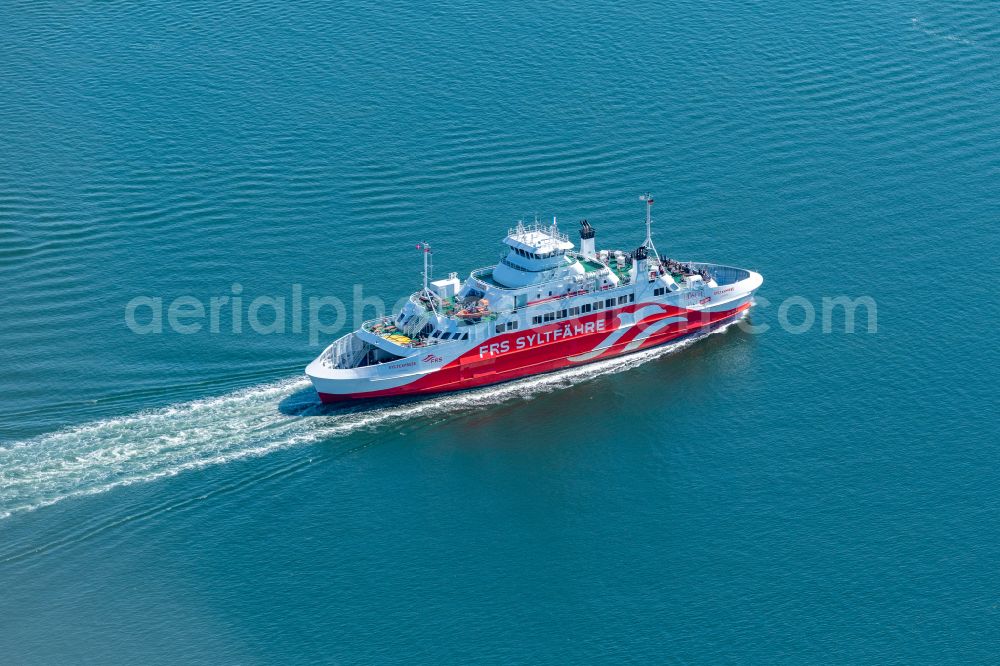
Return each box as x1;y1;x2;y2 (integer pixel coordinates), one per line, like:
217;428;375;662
317;301;749;402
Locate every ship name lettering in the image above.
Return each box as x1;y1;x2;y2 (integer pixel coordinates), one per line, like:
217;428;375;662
480;319;605;358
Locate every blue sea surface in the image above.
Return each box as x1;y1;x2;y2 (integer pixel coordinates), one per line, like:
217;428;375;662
1;0;998;662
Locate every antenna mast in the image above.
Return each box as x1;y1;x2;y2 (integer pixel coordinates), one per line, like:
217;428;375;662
417;242;437;314
639;193;660;261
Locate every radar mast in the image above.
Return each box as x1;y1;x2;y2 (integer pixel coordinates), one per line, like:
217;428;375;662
639;193;660;262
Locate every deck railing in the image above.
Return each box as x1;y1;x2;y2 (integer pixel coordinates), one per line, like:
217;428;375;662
506;221;569;243
468;260;615;294
392;262;752;335
362;316;444;349
687;263;751;286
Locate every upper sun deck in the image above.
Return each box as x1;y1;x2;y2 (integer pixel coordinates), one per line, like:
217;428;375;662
504;221;574;256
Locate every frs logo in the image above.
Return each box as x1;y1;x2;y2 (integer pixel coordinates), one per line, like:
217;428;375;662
422;354;443;363
699;296;711;305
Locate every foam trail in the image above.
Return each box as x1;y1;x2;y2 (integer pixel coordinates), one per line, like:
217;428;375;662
0;319;742;519
910;17;978;47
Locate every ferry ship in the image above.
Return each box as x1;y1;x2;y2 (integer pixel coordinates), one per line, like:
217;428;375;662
306;195;762;402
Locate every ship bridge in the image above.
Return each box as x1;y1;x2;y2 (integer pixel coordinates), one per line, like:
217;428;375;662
490;220;583;289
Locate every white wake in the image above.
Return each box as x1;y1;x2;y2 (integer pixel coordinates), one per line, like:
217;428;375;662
0;319;743;518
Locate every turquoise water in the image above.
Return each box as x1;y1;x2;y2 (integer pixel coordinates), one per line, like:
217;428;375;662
1;0;998;661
